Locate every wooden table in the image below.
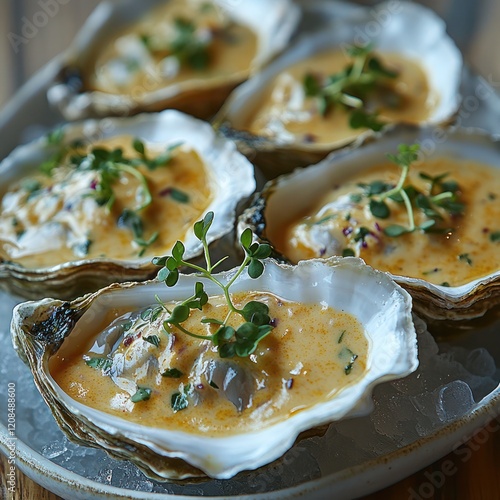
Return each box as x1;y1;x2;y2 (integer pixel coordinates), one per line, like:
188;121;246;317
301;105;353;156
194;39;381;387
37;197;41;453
2;419;500;499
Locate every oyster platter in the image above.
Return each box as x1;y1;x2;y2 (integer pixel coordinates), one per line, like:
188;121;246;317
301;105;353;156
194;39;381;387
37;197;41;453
2;1;500;499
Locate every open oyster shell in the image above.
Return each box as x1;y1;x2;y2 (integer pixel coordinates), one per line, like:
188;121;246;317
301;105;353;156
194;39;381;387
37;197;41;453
11;257;417;480
0;110;255;299
239;126;500;323
47;0;300;121
215;1;462;178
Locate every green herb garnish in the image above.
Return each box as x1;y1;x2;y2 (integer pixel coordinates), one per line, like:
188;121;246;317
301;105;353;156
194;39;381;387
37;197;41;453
490;232;500;242
144;335;161;347
85;357;112;371
458;253;472;266
162;368;184;378
337;330;346;343
171;384;191;412
40;132;182;257
154;211;274;358
303;43;397;131
362;144;464;237
131;386;152;403
170;18;211;70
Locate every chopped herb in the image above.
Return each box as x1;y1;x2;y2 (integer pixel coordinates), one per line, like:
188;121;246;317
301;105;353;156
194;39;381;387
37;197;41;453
47;128;65;146
85;357;112;371
21;178;42;195
488;193;497;201
171;385;190;412
167;187;190;204
340;347;359;375
349;193;363;203
144;335;160;347
344;354;358;375
170;18;211;70
490;232;500;242
73;239;92;258
141;306;163;323
338;330;346;343
118;209;143;239
458;253;472;266
422;268;441;276
162;368;184;378
440;282;451;287
131;386;152;403
353;226;371;243
154;212;274;358
342;248;356;257
209;380;219;389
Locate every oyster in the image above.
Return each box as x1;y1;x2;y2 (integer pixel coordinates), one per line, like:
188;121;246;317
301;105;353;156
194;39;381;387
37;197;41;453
0;110;255;299
215;1;462;178
11;257;417;480
239;126;500;323
48;0;300;121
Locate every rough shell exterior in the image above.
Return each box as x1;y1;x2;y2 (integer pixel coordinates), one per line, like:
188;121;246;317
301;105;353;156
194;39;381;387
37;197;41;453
11;257;417;480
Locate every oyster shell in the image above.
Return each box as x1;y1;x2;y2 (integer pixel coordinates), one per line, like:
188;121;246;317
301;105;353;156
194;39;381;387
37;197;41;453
0;110;255;299
11;257;417;480
48;0;300;121
239;125;500;323
215;1;462;178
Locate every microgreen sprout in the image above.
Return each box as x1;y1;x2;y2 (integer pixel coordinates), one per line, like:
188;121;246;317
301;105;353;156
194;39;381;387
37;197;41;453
303;43;398;131
153;212;274;358
361;144;464;237
39;130;182;256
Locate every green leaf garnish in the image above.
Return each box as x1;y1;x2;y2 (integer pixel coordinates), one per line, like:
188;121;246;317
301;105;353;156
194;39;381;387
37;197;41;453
490;231;500;242
458;253;472;266
302;43;398;130
170;18;211;70
144;335;161;347
155;212;275;358
85;357;112;370
171;385;190;412
131;387;152;403
162;368;184;378
39;136;180;256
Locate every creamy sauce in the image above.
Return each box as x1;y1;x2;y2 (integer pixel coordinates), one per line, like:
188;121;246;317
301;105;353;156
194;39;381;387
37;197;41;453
0;135;212;268
244;49;435;146
88;0;258;96
50;292;368;435
280;158;500;287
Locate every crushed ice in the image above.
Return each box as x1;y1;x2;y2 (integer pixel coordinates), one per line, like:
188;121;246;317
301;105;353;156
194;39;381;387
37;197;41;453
1;291;500;494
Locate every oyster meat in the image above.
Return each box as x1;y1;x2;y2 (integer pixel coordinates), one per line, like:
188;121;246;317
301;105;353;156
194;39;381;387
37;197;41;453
11;257;417;480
